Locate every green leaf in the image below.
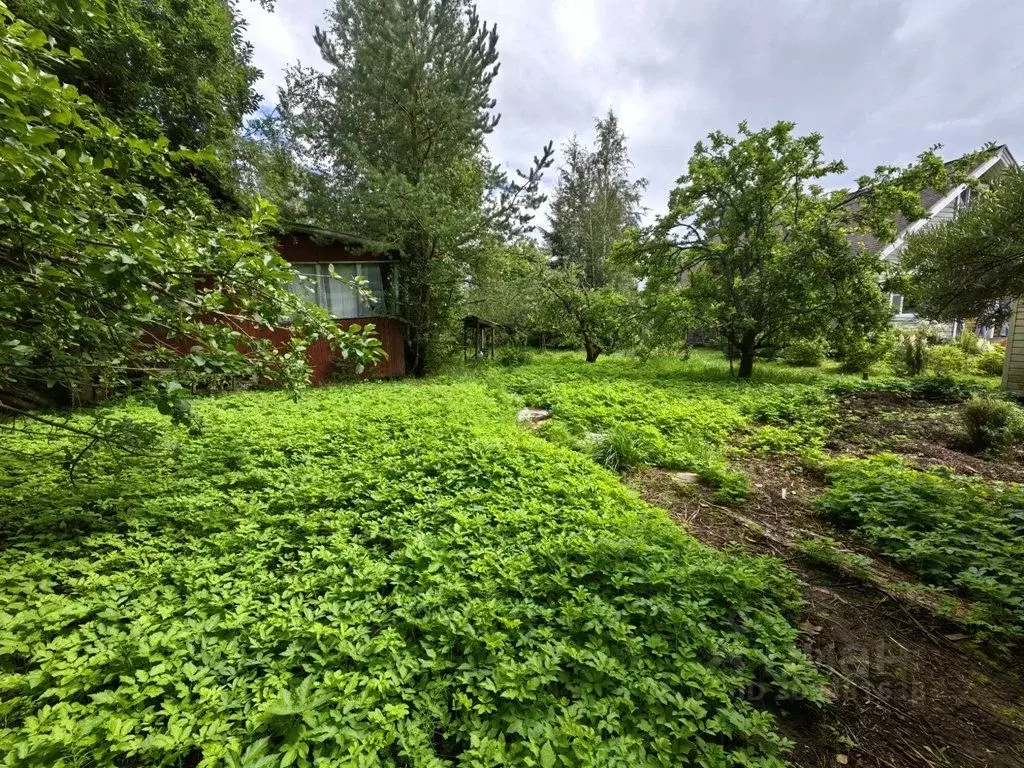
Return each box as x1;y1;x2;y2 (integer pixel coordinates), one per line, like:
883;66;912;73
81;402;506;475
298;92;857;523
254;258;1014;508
540;742;556;768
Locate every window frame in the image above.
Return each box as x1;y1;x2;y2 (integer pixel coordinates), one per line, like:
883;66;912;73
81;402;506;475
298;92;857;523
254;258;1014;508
287;261;391;320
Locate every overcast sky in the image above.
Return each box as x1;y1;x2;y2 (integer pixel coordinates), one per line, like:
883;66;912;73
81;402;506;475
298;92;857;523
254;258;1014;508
239;0;1023;221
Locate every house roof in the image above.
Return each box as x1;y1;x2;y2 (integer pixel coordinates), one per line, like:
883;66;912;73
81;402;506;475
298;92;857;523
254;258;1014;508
846;144;1016;258
275;220;396;253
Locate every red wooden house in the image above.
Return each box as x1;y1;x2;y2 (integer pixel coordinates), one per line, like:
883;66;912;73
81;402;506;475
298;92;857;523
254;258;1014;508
270;223;406;381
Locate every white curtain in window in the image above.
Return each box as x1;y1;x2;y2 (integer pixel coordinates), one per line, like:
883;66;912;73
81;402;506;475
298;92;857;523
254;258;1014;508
360;264;385;316
286;262;387;319
288;263;319;305
325;264;359;319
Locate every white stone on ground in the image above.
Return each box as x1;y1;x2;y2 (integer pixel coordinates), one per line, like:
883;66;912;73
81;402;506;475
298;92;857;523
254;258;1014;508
517;407;551;425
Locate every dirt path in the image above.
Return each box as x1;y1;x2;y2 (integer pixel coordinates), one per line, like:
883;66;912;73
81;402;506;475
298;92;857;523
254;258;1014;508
629;396;1024;767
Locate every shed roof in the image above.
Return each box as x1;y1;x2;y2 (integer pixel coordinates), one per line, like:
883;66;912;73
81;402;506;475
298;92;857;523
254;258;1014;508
275;220;396;253
463;315;499;329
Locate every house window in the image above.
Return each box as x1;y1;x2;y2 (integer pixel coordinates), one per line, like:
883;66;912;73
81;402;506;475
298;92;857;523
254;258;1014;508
889;293;905;314
287;263;388;319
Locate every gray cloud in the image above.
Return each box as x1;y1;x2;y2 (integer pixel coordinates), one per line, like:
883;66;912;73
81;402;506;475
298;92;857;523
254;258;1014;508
239;0;1024;221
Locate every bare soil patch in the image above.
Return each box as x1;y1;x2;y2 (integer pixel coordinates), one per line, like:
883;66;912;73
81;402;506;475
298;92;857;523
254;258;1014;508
829;391;1024;483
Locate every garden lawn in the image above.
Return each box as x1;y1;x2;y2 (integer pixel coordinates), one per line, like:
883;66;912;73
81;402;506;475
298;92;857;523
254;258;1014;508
0;368;825;768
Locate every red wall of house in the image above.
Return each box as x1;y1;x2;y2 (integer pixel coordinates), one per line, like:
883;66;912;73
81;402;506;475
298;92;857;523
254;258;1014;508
248;317;406;382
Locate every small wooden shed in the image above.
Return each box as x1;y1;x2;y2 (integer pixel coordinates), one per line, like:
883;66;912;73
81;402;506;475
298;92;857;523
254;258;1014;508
463;316;498;362
270;224;406;381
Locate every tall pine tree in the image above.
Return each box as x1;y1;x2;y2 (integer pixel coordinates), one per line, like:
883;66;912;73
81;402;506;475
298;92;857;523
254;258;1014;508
543;110;646;361
282;0;551;375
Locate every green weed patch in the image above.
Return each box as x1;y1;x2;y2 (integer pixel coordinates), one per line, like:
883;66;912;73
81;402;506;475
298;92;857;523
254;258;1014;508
0;375;825;767
494;352;838;497
817;455;1024;638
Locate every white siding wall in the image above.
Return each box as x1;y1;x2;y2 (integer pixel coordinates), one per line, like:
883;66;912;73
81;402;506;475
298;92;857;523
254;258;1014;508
1003;302;1024;394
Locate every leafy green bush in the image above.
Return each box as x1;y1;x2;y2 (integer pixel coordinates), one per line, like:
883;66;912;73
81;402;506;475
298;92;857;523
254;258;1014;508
907;375;981;401
826;373;988;402
927;344;975;376
909;376;978;403
832;327;897;378
497;345;532;367
977;347;1006;377
782;338;828;367
914;322;952;346
962;395;1024;452
818;456;1024;637
0;373;825;766
955;331;985;356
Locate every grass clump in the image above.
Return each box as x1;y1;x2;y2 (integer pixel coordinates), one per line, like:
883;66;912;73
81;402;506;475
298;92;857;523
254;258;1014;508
962;395;1024;452
590;423;669;471
817;455;1024;638
0;377;825;767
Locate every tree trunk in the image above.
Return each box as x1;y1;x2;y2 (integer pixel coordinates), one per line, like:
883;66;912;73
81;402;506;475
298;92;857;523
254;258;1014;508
737;333;756;379
584;338;602;363
400;236;434;379
403;285;431;378
405;327;429;378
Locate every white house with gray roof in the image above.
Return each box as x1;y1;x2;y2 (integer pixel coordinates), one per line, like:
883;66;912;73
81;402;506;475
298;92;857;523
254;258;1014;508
850;144;1018;338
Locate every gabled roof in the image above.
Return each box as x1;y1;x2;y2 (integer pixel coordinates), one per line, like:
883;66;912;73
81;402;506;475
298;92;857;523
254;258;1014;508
847;144;1017;259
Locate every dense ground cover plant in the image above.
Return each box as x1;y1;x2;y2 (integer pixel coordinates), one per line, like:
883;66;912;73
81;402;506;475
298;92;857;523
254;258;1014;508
817;456;1024;637
825;373;995;402
0;373;826;767
495;351;839;492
